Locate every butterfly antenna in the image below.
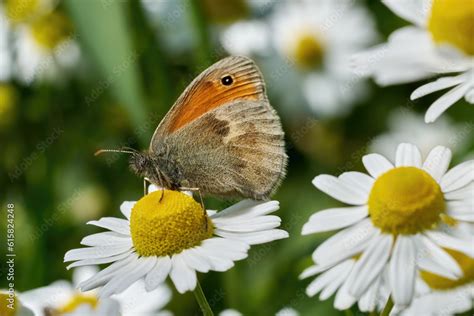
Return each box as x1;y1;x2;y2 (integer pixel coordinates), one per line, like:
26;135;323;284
94;148;137;156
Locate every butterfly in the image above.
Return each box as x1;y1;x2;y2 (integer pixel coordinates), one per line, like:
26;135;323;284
97;56;287;200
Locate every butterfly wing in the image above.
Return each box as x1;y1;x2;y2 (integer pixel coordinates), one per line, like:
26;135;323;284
151;56;266;142
150;56;287;199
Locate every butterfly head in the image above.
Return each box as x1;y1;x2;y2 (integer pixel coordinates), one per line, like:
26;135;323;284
128;151;155;178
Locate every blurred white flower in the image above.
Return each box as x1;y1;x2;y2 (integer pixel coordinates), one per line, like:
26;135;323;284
0;1;80;85
219;0;377;117
19;266;171;316
301;143;474;311
219;307;299;316
141;0;195;54
370;110;470;159
64;187;288;295
353;0;474;123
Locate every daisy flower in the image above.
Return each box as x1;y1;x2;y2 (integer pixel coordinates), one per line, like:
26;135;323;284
220;0;377;117
1;0;80;84
301;143;474;311
269;0;377;117
403;223;474;316
352;0;474;123
64;187;288;297
19;266;171;316
0;290;34;316
370;110;469;159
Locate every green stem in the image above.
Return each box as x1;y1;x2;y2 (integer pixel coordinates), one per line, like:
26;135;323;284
344;309;353;316
369;311;377;316
193;280;214;316
380;296;394;316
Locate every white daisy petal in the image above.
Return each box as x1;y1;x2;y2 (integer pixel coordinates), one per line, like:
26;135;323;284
79;253;139;291
426;231;474;257
395;143;422;167
192;246;235;271
181;249;212;273
120;201;135;219
87;217;130;235
306;260;353;297
211;200;279;220
357;273;382;312
441;160;474;192
200;238;249;261
214;229;288;245
170;254;197;294
312;219;376;266
444;182;474;200
80;232;132;247
213;215;282;232
382;0;430;26
446;200;474;221
425;83;472;123
144;256;172;291
362;153;394;178
389;235;416;307
334;280;357;310
416;235;462;279
99;256;156;297
339;172;375;196
319;260;354;300
422;146;452;182
64;244;132;262
299;264;333;280
313;175;368;205
411;74;467;100
67;250;134;269
346;233;393;298
302;206;368;235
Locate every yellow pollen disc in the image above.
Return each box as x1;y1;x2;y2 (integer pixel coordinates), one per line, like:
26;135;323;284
428;0;474;55
368;167;445;235
57;294;98;313
130;190;213;257
30;11;73;51
421;248;474;290
0;292;18;316
5;0;40;24
293;33;325;70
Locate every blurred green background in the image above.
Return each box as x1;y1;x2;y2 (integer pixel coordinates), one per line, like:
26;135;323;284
0;0;473;315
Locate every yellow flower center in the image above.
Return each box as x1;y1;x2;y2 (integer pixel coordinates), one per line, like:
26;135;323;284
130;190;213;257
57;294;98;314
428;0;474;55
421;248;474;290
368;167;445;235
0;292;18;316
5;0;40;24
30;11;73;51
293;33;325;70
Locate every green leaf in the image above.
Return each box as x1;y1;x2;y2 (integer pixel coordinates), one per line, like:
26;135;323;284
65;0;148;144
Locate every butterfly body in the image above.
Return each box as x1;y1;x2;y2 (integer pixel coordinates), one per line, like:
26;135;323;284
129;56;287;200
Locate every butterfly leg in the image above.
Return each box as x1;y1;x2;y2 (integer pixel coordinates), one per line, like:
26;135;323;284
143;177;152;196
179;186;208;229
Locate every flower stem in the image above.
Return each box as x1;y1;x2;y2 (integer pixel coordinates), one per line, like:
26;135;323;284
193;280;214;316
380;296;394;316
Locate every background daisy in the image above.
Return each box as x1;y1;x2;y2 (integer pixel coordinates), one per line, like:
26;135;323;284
301;143;474;311
353;0;474;122
19;266;171;316
220;0;378;118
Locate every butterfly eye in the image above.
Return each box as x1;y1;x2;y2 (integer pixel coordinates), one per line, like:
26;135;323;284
221;75;233;86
